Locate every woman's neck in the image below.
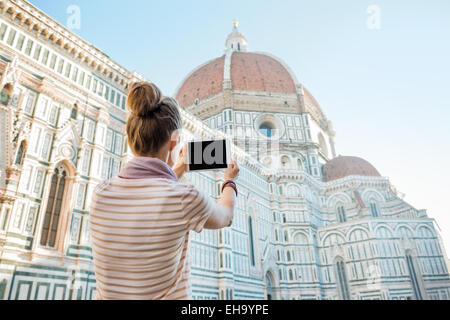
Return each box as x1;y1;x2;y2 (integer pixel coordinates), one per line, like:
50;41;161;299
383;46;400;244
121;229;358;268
137;150;169;165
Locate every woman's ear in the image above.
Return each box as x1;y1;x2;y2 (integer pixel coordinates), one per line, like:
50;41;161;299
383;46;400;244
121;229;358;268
169;139;178;151
169;130;181;151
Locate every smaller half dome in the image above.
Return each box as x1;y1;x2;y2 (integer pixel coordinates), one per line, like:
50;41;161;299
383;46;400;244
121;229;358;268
322;156;381;182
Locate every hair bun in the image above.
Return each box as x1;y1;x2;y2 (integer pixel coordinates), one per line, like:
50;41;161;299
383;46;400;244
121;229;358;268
127;82;162;117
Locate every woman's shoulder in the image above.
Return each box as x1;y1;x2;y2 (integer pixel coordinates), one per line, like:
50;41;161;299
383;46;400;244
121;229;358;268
93;177;178;195
172;179;198;191
173;181;210;202
92;176;206;198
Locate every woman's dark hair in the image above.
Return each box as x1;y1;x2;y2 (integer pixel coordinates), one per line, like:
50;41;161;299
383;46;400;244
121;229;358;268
126;82;182;156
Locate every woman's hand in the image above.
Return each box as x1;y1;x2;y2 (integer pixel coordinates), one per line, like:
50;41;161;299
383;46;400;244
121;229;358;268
224;161;240;181
173;143;188;180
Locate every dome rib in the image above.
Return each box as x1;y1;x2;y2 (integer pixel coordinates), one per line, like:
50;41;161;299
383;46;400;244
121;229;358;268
175;52;297;108
230;52;296;94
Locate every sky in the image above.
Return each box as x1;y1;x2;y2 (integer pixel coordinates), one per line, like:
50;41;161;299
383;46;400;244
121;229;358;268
30;0;450;253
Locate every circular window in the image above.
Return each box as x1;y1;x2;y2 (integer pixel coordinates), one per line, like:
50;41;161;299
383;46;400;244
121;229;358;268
254;114;285;140
259;122;275;137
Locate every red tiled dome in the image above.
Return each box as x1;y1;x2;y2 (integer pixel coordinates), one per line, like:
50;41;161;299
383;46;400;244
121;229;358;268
176;55;225;109
322;156;381;182
176;52;297;108
230;52;296;94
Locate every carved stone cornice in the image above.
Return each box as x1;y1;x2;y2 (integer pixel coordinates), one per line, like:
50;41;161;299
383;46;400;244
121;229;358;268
1;0;132;89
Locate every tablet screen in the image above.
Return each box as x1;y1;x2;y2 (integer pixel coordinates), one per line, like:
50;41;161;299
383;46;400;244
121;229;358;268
188;139;228;171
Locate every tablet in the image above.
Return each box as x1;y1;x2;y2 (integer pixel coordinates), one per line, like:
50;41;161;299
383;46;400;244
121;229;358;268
187;139;231;172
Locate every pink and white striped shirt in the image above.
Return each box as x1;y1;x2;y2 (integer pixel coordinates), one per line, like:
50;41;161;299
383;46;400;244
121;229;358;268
89;157;214;300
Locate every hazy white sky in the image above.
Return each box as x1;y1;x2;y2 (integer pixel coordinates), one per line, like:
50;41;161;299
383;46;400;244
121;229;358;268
31;0;450;253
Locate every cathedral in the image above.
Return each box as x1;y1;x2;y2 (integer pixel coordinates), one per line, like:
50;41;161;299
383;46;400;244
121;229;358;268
0;0;449;300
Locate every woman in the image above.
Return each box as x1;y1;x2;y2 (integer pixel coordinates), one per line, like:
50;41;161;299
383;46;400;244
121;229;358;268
89;82;239;300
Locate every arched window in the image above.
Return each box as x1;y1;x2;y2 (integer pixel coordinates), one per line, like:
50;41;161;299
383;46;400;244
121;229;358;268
297;159;303;170
265;272;274;300
337;206;346;223
0;84;12;106
248;216;255;266
40;165;69;248
71;104;78;120
15;141;27;166
281;155;290;168
406;250;422;300
284;230;289;242
370;201;379;217
335;258;350;300
289;269;293;281
0;278;6;299
287;250;291;262
294;233;308;244
237;42;241;51
288;185;301;197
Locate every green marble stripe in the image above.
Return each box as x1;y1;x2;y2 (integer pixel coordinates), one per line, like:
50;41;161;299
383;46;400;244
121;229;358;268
67;245;92;251
34;282;50;299
16;194;42;204
5;232;32;241
2;242;28;250
14;270;69;280
14;280;33;300
65;252;93;260
51;284;67;300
